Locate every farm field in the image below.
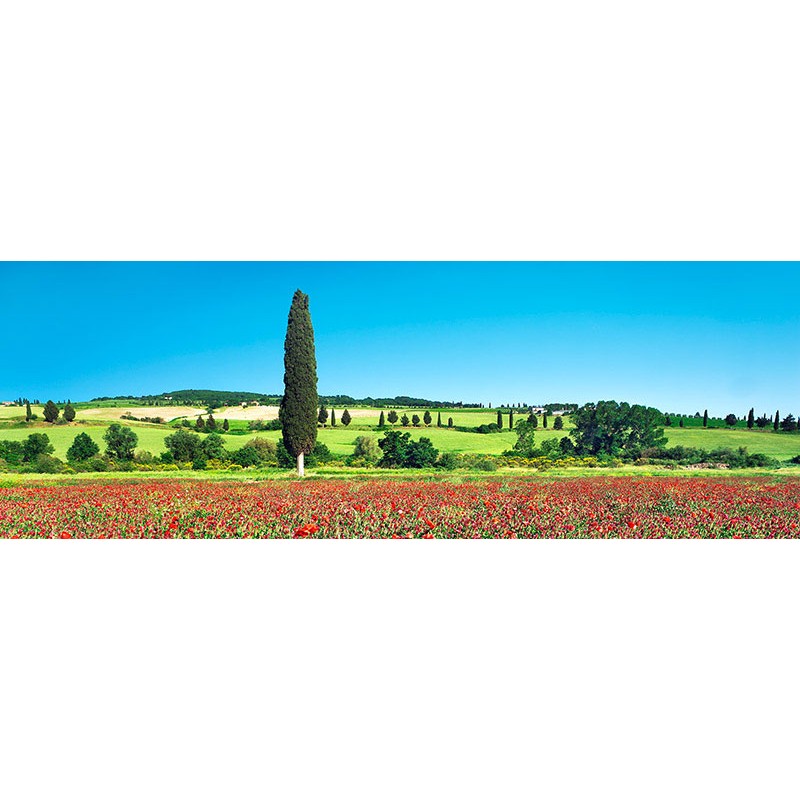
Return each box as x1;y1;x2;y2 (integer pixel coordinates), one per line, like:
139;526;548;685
1;477;798;538
2;410;800;461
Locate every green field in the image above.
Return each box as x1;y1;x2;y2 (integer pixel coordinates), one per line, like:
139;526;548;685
2;411;800;463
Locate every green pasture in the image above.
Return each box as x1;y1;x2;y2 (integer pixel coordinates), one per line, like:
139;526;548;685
1;410;799;463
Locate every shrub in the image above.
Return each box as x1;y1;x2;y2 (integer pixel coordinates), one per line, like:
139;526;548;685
405;437;439;468
437;452;458;470
353;436;381;464
67;433;100;463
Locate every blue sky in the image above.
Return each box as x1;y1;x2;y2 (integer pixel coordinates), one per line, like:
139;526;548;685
1;262;797;417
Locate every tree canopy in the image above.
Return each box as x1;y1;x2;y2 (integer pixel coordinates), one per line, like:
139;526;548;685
569;401;667;457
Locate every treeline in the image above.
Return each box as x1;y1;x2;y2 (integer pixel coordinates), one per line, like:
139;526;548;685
664;409;799;432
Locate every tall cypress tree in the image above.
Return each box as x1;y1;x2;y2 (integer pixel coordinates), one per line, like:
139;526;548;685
437;411;442;427
509;408;514;429
496;409;503;429
378;411;385;428
25;400;32;422
703;410;708;428
774;410;780;431
543;411;548;428
280;290;318;476
747;408;754;429
330;408;336;427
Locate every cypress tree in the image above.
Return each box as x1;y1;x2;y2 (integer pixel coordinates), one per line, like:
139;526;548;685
679;417;684;428
330;408;336;427
280;290;318;476
206;414;216;431
341;409;352;427
553;415;563;430
423;410;432;426
63;404;76;422
509;409;514;429
497;409;503;429
543;412;548;428
43;400;59;424
196;416;205;431
318;404;328;427
703;410;708;428
223;419;230;432
378;411;385;428
448;417;453;428
774;410;780;431
387;410;398;425
437;411;442;427
25;401;32;422
747;408;754;429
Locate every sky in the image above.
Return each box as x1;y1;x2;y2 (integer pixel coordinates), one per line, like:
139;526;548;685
1;262;797;417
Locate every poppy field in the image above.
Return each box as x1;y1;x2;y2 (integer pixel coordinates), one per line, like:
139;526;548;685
0;477;798;538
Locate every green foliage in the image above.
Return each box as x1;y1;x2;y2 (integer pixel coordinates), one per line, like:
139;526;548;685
387;410;398;425
570;401;667;457
512;418;537;457
781;414;798;432
25;401;32;422
437;412;442;427
280;290;319;459
202;432;227;460
703;410;708;427
553;415;564;430
206;414;217;431
747;408;755;430
405;437;439;468
448;417;453;428
222;419;230;432
412;414;420;427
330;408;336;427
164;429;202;462
725;414;738;427
318;405;328;426
774;411;780;431
542;412;548;428
43;400;60;423
23;433;54;461
104;423;138;461
353;436;381;464
0;440;25;466
63;404;76;422
496;409;502;429
341;409;352;427
423;410;432;426
378;411;385;428
400;413;410;427
377;430;411;467
195;416;205;431
67;432;100;462
436;452;458;470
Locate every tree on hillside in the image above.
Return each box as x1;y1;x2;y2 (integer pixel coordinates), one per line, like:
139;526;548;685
512;418;537;457
679;417;684;428
437;411;442;427
553;415;564;430
412;414;421;427
528;413;538;429
543;412;549;428
205;414;216;431
569;401;667;457
280;290;319;477
196;416;205;431
222;419;230;432
774;410;780;432
401;413;410;427
378;411;385;428
341;409;352;427
725;414;737;428
22;433;54;461
780;414;798;432
664;414;671;426
318;404;328;427
496;410;503;429
330;408;336;427
447;417;453;428
25;401;32;422
377;430;412;468
703;410;708;428
104;424;138;461
63;404;76;422
387;410;398;426
423;410;432;427
747;408;755;430
67;432;99;462
755;414;769;429
509;409;514;430
43;400;59;424
164;429;203;463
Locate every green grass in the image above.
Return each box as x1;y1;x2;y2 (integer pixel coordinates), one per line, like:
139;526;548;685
2;409;799;463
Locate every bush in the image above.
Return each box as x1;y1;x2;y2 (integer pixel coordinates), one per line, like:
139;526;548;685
34;454;63;473
67;432;100;463
352;436;381;464
405;437;439;468
437;452;458;470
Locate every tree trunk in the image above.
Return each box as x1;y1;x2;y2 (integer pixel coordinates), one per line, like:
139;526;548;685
297;451;305;478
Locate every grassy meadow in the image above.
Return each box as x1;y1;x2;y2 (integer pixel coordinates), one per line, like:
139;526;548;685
2;403;800;463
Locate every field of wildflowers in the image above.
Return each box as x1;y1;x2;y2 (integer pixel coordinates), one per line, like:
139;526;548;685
0;477;798;538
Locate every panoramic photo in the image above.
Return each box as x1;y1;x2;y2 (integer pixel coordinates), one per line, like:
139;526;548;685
1;262;798;538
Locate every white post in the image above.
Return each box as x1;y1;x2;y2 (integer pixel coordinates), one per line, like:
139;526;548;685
297;451;305;478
